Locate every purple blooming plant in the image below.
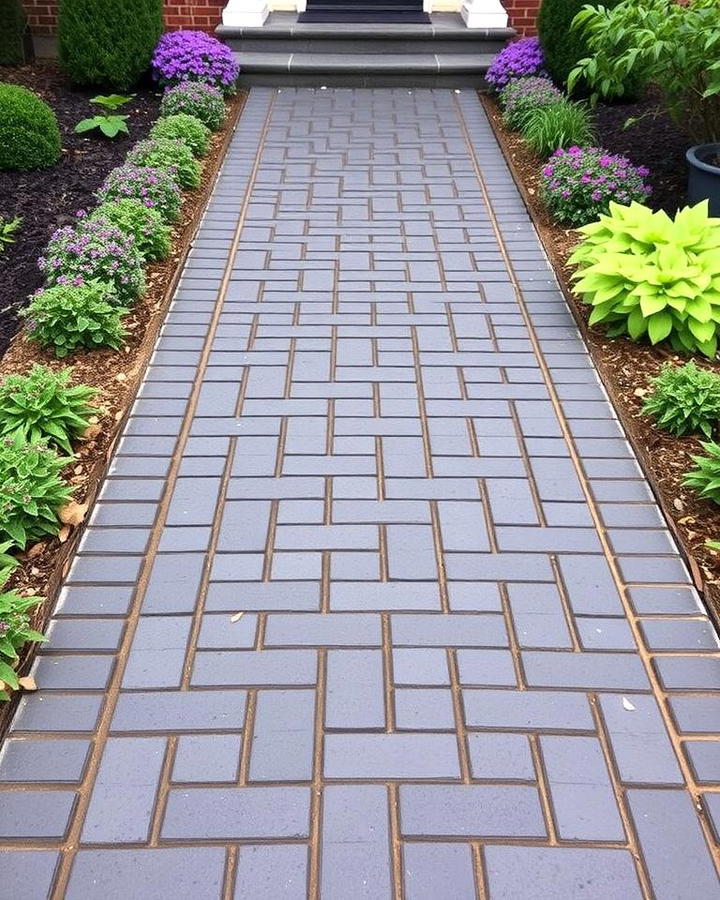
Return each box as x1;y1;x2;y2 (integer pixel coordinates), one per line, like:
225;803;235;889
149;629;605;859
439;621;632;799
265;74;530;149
540;146;652;227
486;37;545;91
38;219;145;308
152;31;239;95
160;82;226;132
499;76;563;130
96;164;183;224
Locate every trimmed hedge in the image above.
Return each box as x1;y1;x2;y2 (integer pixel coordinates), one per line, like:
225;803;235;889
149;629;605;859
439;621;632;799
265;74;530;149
0;84;61;172
58;0;163;90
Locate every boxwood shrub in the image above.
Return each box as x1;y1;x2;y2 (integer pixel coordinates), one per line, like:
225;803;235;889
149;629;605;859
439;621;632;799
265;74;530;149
0;83;61;171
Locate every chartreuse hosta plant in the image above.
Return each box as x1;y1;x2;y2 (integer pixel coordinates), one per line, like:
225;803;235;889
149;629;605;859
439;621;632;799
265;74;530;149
642;362;720;438
569;201;720;357
684;442;720;505
0;545;45;700
0;365;98;454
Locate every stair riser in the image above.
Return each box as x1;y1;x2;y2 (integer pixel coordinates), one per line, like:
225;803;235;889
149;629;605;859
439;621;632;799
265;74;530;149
238;72;489;87
229;37;508;54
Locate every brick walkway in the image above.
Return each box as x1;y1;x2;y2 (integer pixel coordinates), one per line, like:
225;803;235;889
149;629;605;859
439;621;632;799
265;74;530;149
2;87;720;899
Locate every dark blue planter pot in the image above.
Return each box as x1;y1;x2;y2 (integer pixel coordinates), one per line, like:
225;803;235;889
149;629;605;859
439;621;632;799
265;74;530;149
687;144;720;216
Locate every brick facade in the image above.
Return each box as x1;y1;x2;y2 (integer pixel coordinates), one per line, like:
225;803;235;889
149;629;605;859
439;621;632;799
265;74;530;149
21;1;539;39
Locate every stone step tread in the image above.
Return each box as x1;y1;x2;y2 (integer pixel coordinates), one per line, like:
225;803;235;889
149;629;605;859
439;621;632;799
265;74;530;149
236;50;497;73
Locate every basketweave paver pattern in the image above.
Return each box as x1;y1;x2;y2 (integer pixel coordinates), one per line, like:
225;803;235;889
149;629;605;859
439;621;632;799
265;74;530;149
1;87;720;899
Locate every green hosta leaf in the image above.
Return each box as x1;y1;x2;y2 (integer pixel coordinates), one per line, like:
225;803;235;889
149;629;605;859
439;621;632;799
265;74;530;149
99;118;129;138
647;311;674;344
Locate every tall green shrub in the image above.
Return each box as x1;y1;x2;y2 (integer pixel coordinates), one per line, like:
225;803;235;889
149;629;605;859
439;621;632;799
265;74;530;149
58;0;163;90
0;0;30;66
538;0;625;93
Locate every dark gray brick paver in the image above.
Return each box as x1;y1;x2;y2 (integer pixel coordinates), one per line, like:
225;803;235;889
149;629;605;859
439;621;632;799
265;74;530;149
2;86;719;898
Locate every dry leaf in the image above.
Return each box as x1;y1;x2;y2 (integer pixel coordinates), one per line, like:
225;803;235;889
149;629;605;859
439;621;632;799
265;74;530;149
230;611;245;623
116;372;127;382
18;676;37;692
59;501;89;527
26;542;47;559
633;387;647;397
673;498;684;511
57;526;70;543
30;566;40;576
81;424;102;441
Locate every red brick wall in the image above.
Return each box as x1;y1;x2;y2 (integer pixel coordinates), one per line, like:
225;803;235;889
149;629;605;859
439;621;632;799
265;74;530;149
22;0;225;37
22;1;540;38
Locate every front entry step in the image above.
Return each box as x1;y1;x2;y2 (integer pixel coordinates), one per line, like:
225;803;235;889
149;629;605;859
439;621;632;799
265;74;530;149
218;12;513;87
299;0;431;25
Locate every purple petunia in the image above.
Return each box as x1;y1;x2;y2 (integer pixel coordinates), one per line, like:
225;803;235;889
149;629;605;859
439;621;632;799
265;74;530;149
539;146;652;227
152;31;239;95
486;38;545;90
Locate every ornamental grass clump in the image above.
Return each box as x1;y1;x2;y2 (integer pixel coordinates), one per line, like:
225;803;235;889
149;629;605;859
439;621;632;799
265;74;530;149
486;37;545;91
684;441;720;505
0;434;72;549
90;198;171;262
0;365;98;454
570;201;720;357
160;82;225;132
540;146;651;226
39;218;145;307
127;136;202;190
521;100;595;157
151;30;239;95
22;282;127;358
96;163;182;223
500;76;564;131
642;361;720;438
150;113;211;157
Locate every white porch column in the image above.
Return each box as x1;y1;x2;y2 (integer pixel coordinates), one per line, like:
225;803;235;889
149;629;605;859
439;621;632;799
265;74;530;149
222;0;269;27
461;0;508;27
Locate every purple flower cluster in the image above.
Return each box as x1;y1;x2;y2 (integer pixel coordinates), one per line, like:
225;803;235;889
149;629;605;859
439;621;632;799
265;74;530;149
38;219;145;307
160;81;226;132
500;76;563;130
151;31;239;95
486;37;544;91
96;164;182;223
540;146;652;227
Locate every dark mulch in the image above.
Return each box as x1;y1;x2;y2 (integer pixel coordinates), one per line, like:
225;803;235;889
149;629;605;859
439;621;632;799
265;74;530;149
593;87;690;215
0;62;162;356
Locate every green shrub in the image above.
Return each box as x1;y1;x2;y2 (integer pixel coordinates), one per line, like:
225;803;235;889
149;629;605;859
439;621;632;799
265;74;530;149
160;82;226;132
150;114;211;158
499;76;564;131
0;365;97;454
126;137;202;190
684;441;720;505
90;199;171;262
0;558;45;700
58;0;163;90
521;100;595;157
570;201;720;357
642;362;720;438
22;282;127;358
0;434;72;549
0;0;30;66
0;84;61;172
538;0;628;93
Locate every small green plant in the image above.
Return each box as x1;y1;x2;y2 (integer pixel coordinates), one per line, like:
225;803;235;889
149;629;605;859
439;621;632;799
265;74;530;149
0;365;98;454
569;201;720;357
642;362;720;438
0;576;45;701
684;441;720;505
150;113;211;157
160;82;226;132
126;136;202;189
0;434;72;549
22;282;127;358
499;77;564;131
75;94;133;139
90;199;171;262
0;83;62;172
0;215;21;254
521;100;596;157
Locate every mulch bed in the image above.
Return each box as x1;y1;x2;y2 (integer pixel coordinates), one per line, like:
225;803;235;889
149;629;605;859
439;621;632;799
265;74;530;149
0;63;161;355
0;68;245;737
481;91;720;621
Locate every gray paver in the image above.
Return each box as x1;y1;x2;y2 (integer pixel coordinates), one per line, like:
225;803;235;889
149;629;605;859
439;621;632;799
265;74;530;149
3;85;719;900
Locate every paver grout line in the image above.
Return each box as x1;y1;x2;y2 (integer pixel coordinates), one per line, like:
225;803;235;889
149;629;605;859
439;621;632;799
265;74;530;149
508;400;548;528
222;844;239;900
471;842;487;900
453;91;720;877
148;735;178;847
528;734;558;846
388;782;405;899
308;648;327;900
47;90;278;898
548;555;582;653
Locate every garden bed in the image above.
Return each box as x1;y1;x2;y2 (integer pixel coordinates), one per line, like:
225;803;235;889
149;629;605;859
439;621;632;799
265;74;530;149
0;63;163;354
0;82;245;738
482;91;720;619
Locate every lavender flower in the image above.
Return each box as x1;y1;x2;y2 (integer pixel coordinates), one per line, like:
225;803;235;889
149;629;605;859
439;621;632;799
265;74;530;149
96;164;182;224
486;38;545;91
499;76;563;130
539;146;652;227
159;81;226;132
152;31;239;95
